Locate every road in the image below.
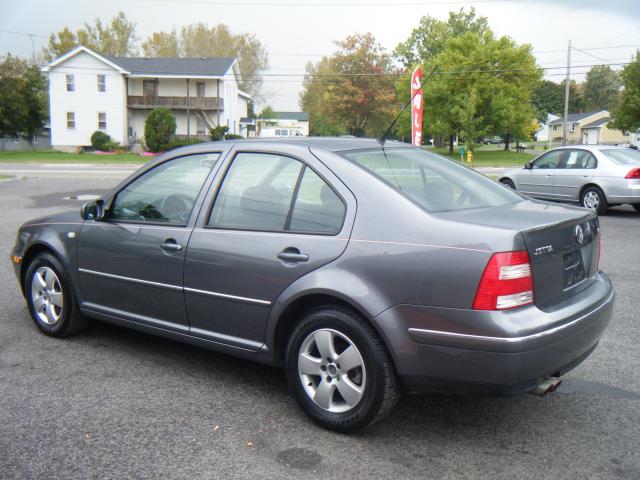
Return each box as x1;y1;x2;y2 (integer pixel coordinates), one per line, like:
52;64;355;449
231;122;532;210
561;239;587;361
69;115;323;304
1;176;639;479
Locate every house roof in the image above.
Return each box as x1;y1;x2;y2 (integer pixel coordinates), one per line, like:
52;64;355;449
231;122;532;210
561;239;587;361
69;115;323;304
581;116;612;128
104;56;236;77
548;111;605;125
262;112;309;121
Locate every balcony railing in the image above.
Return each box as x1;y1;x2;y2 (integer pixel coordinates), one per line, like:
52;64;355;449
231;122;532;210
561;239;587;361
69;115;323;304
127;96;223;110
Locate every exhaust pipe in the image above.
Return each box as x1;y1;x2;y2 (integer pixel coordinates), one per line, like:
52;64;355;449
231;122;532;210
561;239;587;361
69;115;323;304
529;377;562;396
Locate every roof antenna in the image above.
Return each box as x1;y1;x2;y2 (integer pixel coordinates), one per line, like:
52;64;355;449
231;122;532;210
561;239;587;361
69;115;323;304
378;65;439;145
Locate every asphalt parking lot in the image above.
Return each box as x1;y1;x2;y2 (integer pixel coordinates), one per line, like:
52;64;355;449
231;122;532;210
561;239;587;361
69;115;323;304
1;175;639;479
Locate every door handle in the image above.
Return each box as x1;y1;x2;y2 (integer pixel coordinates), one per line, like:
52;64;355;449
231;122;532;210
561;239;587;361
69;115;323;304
277;247;308;263
161;239;183;252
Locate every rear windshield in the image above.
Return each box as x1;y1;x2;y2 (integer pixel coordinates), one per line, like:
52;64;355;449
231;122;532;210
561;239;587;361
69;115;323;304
601;148;640;165
341;147;521;213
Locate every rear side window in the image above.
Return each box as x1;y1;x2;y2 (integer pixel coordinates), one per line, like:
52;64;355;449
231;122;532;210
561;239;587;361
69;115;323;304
559;150;597;169
341;148;521;213
209;152;345;234
601;148;640;165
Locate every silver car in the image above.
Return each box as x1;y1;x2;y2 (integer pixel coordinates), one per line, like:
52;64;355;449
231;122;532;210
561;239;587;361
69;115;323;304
499;145;640;214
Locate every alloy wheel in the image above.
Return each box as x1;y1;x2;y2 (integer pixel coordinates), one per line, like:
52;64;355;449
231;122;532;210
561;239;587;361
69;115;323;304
30;266;64;325
583;191;600;210
298;328;366;413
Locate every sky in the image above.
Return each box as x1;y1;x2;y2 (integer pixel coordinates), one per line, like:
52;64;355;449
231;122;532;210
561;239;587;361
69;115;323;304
2;0;640;111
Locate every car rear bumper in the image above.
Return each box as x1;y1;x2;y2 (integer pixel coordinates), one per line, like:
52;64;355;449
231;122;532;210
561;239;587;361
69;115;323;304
602;178;640;204
375;272;614;395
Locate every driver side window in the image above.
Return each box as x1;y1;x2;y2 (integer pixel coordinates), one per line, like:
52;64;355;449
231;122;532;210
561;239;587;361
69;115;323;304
532;151;563;169
110;153;219;226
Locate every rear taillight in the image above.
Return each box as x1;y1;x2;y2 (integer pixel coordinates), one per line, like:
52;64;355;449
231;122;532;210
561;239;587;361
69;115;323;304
625;168;640;179
472;251;534;310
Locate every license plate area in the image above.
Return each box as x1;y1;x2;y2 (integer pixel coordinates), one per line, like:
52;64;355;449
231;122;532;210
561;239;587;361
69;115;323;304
563;249;587;289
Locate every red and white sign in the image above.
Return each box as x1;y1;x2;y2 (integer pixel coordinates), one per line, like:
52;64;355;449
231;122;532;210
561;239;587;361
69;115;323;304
410;66;423;147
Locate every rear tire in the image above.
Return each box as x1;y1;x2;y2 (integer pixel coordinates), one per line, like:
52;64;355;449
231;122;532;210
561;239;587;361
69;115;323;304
633;204;640;213
24;253;89;337
580;186;608;215
499;178;516;190
285;306;399;433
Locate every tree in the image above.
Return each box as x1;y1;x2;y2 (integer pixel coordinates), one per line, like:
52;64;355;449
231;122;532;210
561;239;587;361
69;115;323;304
144;108;176;152
532;80;565;121
416;31;541;153
611;51;640;132
582;65;621;112
43;11;138;60
0;55;47;139
394;8;490;67
142;31;179;57
144;23;268;98
300;33;398;137
300;59;347;136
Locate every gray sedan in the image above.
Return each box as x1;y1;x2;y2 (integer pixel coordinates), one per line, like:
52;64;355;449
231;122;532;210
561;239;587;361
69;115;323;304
499;145;640;214
11;138;614;432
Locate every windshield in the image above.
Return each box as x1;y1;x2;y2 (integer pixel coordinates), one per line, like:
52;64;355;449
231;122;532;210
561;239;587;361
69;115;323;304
601;148;640;165
341;147;522;213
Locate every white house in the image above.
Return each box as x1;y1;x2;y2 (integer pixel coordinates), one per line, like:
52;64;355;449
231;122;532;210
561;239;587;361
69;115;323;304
42;46;252;151
257;112;309;138
535;113;559;142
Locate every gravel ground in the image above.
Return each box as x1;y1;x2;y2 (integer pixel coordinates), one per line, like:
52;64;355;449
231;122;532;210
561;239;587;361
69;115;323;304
0;176;638;479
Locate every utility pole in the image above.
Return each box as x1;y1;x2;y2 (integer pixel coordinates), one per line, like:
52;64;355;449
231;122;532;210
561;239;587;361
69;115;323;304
562;40;571;146
28;34;36;64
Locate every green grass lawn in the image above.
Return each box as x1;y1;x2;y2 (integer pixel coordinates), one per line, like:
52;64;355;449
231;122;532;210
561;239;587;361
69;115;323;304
0;151;148;163
429;147;535;167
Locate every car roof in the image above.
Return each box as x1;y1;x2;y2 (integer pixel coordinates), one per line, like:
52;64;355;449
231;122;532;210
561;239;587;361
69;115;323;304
190;137;409;152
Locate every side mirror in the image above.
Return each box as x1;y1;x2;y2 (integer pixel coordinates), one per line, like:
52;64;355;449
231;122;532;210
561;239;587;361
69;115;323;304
524;162;533;170
80;199;105;221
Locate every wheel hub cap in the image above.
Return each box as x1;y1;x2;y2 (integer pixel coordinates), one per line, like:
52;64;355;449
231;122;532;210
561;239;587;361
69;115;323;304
30;266;63;325
298;328;366;413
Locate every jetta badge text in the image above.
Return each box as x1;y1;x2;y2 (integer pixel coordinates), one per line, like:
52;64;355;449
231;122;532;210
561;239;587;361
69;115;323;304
575;224;585;246
533;245;554;256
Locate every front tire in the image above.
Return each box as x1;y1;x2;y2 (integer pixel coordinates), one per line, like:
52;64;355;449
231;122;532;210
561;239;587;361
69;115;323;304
581;186;608;215
285;306;399;433
24;253;88;337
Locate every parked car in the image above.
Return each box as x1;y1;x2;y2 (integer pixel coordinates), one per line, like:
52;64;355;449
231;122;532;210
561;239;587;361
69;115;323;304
482;136;503;145
11;138;614;432
499;145;640;214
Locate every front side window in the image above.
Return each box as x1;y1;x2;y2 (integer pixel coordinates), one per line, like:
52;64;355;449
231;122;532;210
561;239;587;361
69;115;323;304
66;74;75;92
110;153;219;226
97;74;106;92
532;151;563;169
98;112;107;130
342;148;521;213
209;152;345;234
66;112;75;129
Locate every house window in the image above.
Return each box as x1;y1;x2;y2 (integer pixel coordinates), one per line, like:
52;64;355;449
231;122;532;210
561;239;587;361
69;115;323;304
98;112;107;130
275;129;281;136
66;112;75;129
66;74;75;92
552;125;558;131
570;123;576;132
282;129;289;136
97;74;106;92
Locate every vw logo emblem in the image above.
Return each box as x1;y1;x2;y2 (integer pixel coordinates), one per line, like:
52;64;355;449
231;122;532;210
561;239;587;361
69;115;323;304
575;225;584;245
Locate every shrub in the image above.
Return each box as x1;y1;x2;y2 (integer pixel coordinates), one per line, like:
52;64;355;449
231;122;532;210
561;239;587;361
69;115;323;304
209;125;229;141
224;133;243;140
144;108;176;152
91;131;112;151
166;138;206;150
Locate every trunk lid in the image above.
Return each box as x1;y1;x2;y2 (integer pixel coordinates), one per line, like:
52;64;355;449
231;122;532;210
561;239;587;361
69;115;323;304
435;199;599;309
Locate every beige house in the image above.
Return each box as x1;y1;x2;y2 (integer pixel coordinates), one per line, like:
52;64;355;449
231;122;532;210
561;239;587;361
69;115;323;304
547;110;628;145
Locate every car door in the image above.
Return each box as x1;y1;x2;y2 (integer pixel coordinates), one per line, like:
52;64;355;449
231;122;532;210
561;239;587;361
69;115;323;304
183;143;355;350
516;150;564;198
553;149;597;201
77;151;223;332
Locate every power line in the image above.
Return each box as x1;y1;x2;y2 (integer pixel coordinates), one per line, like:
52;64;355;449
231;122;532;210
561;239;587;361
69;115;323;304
139;0;517;6
0;29;48;39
